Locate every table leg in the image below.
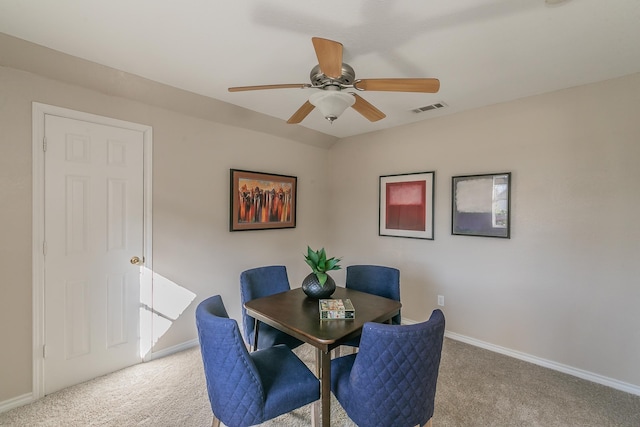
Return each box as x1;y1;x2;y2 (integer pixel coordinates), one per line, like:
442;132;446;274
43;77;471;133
312;350;321;427
311;348;331;427
320;349;331;427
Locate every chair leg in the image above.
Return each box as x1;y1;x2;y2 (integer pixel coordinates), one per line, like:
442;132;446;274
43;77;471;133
252;318;259;351
212;414;221;427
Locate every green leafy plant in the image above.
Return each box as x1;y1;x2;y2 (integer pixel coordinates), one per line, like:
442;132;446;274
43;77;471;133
304;246;342;286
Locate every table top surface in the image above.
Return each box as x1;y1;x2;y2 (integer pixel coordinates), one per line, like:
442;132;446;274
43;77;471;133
244;286;402;351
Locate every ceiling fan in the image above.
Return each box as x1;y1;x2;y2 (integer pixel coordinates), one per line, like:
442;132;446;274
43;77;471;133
228;37;440;124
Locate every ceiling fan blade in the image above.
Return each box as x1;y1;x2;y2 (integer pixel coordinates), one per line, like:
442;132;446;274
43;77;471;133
351;93;386;122
355;78;440;93
287;101;315;124
311;37;343;79
228;84;309;92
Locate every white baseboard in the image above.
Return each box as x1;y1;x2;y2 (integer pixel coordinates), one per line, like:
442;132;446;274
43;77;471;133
445;330;640;397
0;393;33;414
401;316;640;396
144;338;199;362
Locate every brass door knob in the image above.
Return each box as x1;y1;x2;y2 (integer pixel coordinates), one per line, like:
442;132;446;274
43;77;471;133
130;256;142;265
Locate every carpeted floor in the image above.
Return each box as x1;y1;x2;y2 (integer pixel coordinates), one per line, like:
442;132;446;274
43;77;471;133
1;338;639;426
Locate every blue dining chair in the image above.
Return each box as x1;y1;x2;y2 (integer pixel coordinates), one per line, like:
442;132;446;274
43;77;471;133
196;295;320;427
240;265;304;351
338;265;401;352
346;265;401;325
330;309;445;427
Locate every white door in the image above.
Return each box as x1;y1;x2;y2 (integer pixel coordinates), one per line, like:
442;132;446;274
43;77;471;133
43;114;145;394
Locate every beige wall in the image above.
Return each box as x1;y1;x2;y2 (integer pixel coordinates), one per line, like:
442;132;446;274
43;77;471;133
0;67;34;403
0;65;331;402
1;36;639;405
328;72;640;389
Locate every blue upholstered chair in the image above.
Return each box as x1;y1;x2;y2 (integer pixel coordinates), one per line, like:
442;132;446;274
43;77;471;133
338;265;401;352
346;265;401;325
196;295;320;427
240;265;304;351
330;309;445;427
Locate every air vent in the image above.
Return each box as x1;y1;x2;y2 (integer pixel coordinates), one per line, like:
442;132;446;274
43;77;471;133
412;102;447;113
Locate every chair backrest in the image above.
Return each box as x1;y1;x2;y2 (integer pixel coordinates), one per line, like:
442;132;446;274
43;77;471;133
345;265;401;324
240;265;291;342
195;295;266;427
347;309;445;427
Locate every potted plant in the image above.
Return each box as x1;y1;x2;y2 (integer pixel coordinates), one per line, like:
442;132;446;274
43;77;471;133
302;246;341;298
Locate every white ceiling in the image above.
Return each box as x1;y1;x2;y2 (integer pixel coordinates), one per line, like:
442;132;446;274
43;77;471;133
1;0;639;139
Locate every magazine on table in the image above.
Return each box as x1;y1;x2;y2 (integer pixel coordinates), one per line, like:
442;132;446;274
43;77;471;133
319;298;355;320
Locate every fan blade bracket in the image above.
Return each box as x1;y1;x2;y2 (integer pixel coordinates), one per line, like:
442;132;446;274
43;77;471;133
352;80;365;91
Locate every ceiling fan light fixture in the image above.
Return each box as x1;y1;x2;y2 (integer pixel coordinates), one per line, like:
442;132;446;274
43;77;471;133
228;37;439;126
309;91;355;123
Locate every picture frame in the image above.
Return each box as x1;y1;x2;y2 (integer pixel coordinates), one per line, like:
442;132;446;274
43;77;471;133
379;172;435;240
230;169;297;231
452;172;511;238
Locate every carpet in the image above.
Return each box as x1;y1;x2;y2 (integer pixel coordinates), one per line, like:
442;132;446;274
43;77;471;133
1;338;638;426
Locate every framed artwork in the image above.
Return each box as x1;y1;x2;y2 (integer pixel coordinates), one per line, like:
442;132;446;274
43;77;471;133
379;172;435;240
452;172;511;238
230;169;297;231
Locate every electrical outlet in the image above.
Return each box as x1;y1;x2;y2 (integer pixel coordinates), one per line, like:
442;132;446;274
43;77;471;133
437;295;445;306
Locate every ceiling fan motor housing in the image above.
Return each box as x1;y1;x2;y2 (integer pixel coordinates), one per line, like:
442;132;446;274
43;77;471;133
310;63;356;87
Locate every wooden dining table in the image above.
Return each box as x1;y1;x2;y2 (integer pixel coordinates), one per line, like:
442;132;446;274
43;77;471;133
243;286;402;427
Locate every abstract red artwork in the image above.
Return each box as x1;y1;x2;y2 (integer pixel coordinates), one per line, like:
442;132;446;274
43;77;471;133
385;181;426;231
379;172;434;239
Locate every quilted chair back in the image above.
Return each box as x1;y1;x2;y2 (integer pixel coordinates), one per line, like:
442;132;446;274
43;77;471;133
240;266;290;340
196;295;265;426
346;265;401;324
334;309;445;427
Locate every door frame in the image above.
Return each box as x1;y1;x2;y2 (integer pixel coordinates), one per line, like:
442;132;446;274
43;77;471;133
31;102;153;399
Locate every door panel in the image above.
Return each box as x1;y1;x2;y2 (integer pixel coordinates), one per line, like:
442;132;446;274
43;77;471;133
43;114;144;394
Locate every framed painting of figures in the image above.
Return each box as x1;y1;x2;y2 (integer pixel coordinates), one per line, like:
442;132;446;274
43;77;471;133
230;169;297;231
